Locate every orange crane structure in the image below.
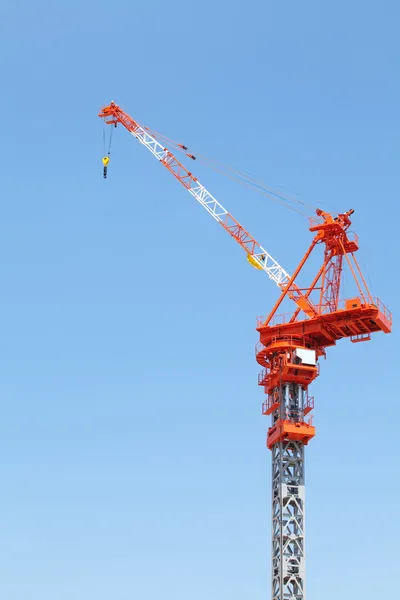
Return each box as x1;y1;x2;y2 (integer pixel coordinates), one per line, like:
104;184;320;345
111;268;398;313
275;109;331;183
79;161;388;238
98;101;392;600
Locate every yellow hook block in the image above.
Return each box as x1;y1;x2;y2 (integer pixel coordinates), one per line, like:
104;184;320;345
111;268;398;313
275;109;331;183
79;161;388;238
102;156;110;166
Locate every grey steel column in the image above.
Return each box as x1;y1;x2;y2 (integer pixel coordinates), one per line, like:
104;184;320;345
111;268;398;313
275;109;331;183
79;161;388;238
271;384;306;600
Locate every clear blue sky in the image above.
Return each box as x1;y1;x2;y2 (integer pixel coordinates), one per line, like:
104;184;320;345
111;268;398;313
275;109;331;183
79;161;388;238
0;1;398;598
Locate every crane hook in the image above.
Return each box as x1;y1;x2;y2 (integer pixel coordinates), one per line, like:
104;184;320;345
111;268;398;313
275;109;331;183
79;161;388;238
102;156;110;179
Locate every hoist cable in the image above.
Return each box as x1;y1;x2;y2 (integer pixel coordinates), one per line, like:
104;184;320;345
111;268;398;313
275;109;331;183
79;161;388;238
132;125;341;216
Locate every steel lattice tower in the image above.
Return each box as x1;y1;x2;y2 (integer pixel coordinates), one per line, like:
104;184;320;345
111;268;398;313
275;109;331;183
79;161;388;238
258;347;316;600
272;439;305;600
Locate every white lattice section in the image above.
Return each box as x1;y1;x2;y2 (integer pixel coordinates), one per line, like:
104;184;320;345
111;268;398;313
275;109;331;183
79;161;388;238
129;126;290;288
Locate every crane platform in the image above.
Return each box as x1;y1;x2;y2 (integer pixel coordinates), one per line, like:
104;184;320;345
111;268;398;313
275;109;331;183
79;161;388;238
256;296;391;352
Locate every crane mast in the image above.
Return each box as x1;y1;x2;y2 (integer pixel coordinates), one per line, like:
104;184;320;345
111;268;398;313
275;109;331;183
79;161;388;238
99;102;392;600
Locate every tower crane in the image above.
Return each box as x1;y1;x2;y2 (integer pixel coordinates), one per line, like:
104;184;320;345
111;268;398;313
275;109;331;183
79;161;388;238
98;101;392;600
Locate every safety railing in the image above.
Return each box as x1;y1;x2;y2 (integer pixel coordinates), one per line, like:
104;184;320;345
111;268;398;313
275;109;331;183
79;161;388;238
344;230;359;248
281;414;314;427
258;368;269;385
308;215;324;228
304;396;314;415
262;391;280;416
370;297;392;323
336;296;392;323
257;296;392;327
255;335;321;356
256;312;293;328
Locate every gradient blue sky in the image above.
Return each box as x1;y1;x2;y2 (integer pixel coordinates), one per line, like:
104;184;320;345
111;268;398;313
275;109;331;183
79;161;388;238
0;1;398;599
